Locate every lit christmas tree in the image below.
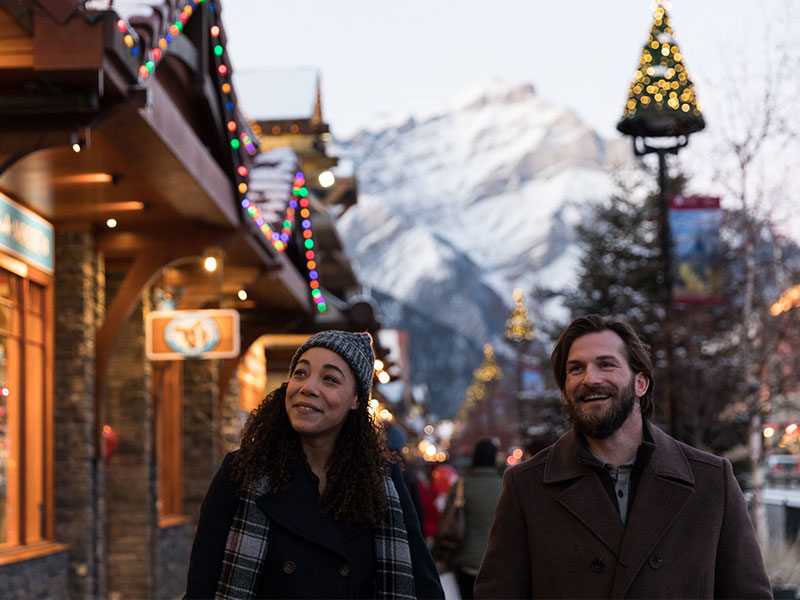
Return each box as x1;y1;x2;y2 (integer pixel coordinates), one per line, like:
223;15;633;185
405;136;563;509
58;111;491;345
504;288;534;343
617;2;704;137
474;344;503;383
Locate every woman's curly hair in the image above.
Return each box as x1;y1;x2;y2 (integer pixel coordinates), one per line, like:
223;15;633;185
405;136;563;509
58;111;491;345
230;382;396;524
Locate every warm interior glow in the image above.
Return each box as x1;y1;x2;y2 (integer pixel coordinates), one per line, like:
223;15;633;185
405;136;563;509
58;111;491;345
203;256;217;272
318;170;335;188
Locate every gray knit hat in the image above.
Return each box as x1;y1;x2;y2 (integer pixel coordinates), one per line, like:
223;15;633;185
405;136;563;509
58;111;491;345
288;330;375;405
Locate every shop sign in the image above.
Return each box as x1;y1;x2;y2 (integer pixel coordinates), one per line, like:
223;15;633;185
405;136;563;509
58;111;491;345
0;193;54;274
146;309;240;360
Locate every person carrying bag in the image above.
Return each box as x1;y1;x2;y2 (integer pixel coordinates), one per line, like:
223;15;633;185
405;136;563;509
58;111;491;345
437;440;502;600
432;477;466;563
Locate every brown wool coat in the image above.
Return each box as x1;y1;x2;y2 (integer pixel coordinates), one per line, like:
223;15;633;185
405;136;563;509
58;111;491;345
475;425;772;599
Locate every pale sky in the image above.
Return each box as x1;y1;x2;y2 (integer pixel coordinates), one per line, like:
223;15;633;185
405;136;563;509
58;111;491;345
223;1;789;139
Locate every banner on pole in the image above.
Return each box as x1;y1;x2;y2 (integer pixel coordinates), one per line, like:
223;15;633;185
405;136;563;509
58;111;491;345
669;195;723;304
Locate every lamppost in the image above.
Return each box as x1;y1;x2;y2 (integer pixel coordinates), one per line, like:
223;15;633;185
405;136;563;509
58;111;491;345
503;288;534;446
616;2;704;436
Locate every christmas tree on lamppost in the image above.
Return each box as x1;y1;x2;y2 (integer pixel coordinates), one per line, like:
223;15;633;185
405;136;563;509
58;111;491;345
617;1;704;138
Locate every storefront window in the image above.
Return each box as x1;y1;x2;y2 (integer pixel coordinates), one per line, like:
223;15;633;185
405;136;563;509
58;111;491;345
0;337;7;544
0;268;51;549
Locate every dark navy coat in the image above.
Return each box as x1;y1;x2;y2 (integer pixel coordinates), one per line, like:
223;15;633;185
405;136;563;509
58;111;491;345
185;452;444;599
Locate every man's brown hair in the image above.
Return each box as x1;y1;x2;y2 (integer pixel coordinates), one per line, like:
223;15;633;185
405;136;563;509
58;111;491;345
550;314;655;417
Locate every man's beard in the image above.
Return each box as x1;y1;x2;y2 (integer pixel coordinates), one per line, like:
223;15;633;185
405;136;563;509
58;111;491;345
563;376;637;440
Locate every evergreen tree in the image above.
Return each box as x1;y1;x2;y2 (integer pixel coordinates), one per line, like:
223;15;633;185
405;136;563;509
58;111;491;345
549;168;800;456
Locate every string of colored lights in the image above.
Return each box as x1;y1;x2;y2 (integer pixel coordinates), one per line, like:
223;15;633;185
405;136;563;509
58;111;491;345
113;1;327;313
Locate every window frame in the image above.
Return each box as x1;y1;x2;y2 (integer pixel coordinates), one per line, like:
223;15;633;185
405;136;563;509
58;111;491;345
0;261;58;562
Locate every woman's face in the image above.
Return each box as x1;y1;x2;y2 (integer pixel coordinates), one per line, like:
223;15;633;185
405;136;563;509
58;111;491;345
285;347;359;444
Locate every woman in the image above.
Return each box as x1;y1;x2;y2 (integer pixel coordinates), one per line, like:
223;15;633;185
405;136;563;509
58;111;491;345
185;330;443;599
442;439;503;600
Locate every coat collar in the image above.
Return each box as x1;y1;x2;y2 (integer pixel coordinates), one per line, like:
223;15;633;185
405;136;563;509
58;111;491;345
542;420;693;485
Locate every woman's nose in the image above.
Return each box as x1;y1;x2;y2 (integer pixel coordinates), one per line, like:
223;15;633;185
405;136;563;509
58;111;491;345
299;375;320;395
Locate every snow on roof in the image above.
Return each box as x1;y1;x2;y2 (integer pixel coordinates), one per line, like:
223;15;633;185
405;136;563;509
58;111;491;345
84;0;159;19
234;68;319;121
247;147;301;225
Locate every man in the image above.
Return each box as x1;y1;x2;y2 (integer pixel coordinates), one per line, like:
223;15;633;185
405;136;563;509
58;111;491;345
475;315;772;599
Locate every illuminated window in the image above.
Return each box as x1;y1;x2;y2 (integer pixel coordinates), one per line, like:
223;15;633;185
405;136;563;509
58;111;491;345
0;269;52;548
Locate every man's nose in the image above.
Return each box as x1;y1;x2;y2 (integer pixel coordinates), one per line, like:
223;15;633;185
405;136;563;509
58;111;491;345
582;365;603;384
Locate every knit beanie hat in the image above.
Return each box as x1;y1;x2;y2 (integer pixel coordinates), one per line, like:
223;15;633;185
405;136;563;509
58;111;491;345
288;330;375;405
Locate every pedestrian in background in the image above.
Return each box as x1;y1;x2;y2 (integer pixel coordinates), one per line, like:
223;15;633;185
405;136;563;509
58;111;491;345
475;315;771;598
442;438;503;600
386;424;426;534
185;330;443;599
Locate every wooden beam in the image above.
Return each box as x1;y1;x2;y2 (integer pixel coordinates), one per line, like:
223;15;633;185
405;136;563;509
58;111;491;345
94;239;208;455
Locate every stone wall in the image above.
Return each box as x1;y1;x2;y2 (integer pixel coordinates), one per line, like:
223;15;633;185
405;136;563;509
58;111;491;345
0;550;70;600
221;373;246;455
183;359;222;522
105;272;158;599
158;520;193;599
53;229;105;598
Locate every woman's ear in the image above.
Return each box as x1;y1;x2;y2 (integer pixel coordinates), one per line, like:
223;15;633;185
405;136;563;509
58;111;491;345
350;395;359;411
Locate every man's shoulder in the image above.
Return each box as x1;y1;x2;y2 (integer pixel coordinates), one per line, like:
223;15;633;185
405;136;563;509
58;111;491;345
651;425;728;472
505;446;552;481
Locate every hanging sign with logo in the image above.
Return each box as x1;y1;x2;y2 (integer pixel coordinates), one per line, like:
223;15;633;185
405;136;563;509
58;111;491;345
146;309;240;360
669;195;724;304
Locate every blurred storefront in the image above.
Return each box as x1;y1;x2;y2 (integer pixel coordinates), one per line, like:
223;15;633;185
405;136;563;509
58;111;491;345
0;1;376;598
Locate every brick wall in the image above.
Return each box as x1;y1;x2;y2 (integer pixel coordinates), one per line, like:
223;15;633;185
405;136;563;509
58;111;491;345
53;229;105;598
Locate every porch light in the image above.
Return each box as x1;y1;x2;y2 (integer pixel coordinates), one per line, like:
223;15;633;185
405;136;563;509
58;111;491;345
203;256;217;272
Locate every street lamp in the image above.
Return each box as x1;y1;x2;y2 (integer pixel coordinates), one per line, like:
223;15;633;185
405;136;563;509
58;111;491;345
616;2;704;435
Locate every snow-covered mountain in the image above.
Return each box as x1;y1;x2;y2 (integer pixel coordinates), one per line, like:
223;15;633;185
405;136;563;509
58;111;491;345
335;80;628;417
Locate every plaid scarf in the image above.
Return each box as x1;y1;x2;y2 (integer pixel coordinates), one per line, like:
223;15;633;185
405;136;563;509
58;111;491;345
215;474;416;600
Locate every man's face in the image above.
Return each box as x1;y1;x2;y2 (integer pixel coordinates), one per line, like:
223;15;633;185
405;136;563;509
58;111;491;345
562;330;648;440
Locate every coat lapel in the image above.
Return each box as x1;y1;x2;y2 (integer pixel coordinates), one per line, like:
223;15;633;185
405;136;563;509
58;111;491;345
254;461;368;560
545;431;625;555
610;426;694;598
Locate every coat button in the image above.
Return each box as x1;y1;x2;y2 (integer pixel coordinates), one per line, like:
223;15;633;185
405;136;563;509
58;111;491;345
591;558;605;573
283;561;296;574
339;564;351;577
648;554;664;570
